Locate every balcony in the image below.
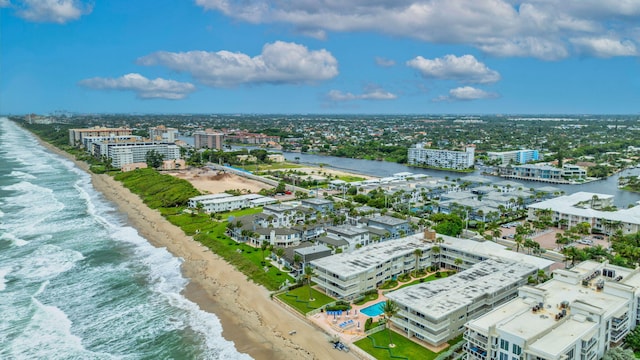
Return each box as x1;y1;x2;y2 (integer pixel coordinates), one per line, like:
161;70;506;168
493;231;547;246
464;344;488;360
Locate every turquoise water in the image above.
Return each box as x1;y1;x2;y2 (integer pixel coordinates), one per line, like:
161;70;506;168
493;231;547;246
0;118;251;359
360;301;386;317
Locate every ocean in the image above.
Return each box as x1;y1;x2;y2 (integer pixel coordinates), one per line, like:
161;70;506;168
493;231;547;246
0;118;250;359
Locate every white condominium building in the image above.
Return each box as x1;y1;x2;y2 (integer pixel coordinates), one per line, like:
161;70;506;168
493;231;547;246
311;235;434;300
69;127;133;146
311;234;552;347
92;141;181;169
487;150;540;165
387;258;539;346
311;234;552;301
188;193;275;213
408;144;475;170
465;260;640;360
528;192;640;235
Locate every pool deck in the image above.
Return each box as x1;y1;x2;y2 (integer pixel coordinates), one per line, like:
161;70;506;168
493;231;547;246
305;270;454;352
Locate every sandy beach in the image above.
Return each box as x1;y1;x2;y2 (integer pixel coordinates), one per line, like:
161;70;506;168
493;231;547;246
39;142;356;360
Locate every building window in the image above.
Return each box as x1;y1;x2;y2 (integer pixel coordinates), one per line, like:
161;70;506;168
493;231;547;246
512;344;522;355
499;353;509;360
500;339;509;351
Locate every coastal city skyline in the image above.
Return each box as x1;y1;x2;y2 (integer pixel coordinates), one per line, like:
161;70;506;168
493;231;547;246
3;0;640;115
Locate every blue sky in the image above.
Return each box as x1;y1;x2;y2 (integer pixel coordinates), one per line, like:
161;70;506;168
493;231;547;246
2;0;640;114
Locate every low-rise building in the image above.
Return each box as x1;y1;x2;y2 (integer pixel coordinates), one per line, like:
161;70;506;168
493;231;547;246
367;215;411;238
301;198;334;214
188;193;275;213
387;258;539;346
528;191;640;234
465;260;640;360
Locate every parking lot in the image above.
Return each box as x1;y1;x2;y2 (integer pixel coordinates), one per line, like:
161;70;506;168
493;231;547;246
497;223;609;252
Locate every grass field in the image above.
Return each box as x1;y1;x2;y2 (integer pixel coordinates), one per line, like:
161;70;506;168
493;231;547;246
354;329;438;360
276;286;335;314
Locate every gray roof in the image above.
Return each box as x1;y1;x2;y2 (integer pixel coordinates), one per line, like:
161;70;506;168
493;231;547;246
387;258;537;320
316;236;349;247
368;215;408;226
327;225;369;237
302;198;334;205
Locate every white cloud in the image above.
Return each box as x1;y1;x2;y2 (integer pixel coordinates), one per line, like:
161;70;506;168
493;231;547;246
138;41;338;87
13;0;92;23
327;86;397;102
570;37;638;57
375;57;396;67
434;86;498;102
0;0;11;8
195;0;640;60
79;73;196;100
407;54;500;83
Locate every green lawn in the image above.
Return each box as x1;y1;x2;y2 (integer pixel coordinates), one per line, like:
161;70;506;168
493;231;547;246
163;215;295;291
241;162;302;172
336;175;366;182
397;272;451;290
354;329;439;360
219;207;263;220
276;286;335;314
354;292;379;306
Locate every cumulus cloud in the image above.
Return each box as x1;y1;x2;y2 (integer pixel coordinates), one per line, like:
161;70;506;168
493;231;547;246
79;73;196;100
11;0;92;23
375;57;396;67
326;86;397;102
407;54;500;84
570;37;638;58
434;86;498;102
137;41;338;87
195;0;640;60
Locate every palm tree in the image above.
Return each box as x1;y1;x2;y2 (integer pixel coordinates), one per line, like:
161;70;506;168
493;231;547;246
454;257;463;270
260;241;268;261
431;246;441;268
275;247;285;268
293;253;302;270
492;228;501;242
514;234;524;253
382;299;400;348
304;265;316;301
413;249;423;277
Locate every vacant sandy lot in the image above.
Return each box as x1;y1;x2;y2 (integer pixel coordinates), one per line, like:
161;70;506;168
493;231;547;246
168;167;272;194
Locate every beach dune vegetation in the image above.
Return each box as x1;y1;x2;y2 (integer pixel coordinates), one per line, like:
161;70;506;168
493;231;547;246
114;168;200;208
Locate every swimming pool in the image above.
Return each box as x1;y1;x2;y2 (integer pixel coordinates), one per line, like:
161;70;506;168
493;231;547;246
360;301;385;317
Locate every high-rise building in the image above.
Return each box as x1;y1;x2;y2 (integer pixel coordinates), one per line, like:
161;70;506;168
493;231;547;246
487;149;540;165
408;144;475;170
193;129;224;149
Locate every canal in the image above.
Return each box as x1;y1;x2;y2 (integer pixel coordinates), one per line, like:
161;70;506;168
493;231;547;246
281;151;640;208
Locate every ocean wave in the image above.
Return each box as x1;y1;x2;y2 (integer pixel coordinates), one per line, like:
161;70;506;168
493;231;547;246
9;171;37;180
0;268;10;291
109;227;250;359
13;245;84;280
0;232;29;247
3;295;114;360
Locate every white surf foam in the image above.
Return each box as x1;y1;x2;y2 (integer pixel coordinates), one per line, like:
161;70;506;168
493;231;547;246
14;245;84;280
0;232;29;247
0;268;10;291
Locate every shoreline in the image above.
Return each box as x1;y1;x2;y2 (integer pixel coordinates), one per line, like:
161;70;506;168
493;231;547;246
35;140;355;360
